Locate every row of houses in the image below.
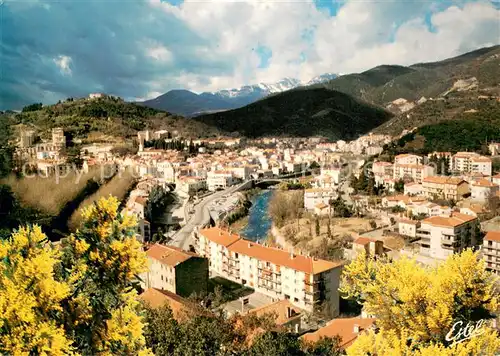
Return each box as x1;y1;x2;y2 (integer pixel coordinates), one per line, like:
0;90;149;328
404;175;500;203
373;153;494;193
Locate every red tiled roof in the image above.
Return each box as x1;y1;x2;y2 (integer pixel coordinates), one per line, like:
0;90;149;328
228;239;343;274
302;317;376;348
485;231;500;243
146;244;197;266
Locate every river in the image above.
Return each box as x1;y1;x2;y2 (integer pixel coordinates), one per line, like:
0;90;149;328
240;189;274;242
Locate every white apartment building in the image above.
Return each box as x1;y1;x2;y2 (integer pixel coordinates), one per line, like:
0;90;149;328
372;161;394;177
404;182;423;196
141;244;209;298
493;174;500;186
193;227;344;315
415;212;479;260
320;166;341;185
230;166;251;180
471;179;499;203
394;154;423;165
157;161;176;182
393;163;435;183
483;231;500;275
451;152;492;176
422;176;469;201
206;170;234;191
304;188;336;211
177;176;207;197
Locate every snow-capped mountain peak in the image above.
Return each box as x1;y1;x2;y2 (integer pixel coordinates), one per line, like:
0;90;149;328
306;73;338;85
208;74;334;99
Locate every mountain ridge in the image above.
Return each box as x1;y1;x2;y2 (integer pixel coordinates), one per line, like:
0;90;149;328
139;73;338;116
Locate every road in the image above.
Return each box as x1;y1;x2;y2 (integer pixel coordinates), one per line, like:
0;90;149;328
169;182;246;250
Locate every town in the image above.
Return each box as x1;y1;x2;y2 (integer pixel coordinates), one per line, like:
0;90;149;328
7;105;500;352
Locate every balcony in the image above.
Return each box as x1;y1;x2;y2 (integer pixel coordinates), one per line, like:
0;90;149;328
258;265;281;276
482;248;499;256
441;240;460;250
257;282;281;292
258;272;281;285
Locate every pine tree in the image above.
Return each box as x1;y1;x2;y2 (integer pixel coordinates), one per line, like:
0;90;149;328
315;218;320;236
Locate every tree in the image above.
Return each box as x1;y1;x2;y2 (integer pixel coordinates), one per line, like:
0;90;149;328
355;170;368;192
315;218;320;237
0;226;74;355
350;175;359;194
341;250;500;355
22;102;43;112
142;305;180;355
248;331;303;356
64;146;84;169
58;196;151;355
302;336;343;356
394;178;405;193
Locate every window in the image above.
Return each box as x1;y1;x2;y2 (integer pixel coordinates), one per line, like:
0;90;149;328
488;241;493;246
161;275;163;281
294;297;299;302
235;253;239;258
284;294;290;300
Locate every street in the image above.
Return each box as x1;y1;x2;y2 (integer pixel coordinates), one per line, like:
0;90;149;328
169;182;246;250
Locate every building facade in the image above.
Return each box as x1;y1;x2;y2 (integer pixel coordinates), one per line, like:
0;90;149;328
304;188;336;211
416;212;479;260
193;227;343;315
141;244;209;298
207;170;234;191
422;176;469;201
483;231;500;275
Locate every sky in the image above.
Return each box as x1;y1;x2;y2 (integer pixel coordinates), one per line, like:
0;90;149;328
1;0;499;110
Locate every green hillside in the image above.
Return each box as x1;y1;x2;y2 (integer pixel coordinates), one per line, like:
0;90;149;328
381;97;500;156
318;45;500;106
8;96;222;143
193;88;393;140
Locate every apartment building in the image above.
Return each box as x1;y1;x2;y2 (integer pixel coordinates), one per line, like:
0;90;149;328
422;176;469;201
304;188;336;211
394;154;423;165
471;179;499;203
320;165;341;185
404;182;423;196
193;227;344;314
493;174;500;186
451;152;492;176
177;176;207;197
415;212;479;260
483;231;500;275
372;161;394;177
141;244;209;298
207;170;234;191
393;163;435;183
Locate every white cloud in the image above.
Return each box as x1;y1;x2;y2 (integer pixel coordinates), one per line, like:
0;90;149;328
149;0;499;93
146;44;173;62
53;55;72;75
